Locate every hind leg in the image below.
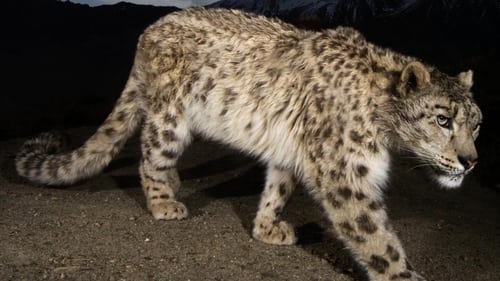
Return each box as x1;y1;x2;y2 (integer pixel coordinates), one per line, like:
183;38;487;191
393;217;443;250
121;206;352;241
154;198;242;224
140;111;191;220
252;165;297;245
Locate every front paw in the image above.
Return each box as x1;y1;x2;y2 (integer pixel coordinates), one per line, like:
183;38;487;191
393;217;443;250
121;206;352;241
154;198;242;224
252;220;297;245
390;270;426;281
150;200;188;220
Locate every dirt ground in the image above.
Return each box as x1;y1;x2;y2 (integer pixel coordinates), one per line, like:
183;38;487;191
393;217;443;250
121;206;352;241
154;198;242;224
1;127;499;281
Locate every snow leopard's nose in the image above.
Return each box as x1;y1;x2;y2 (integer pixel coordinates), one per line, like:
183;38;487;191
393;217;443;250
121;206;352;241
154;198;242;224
458;155;478;170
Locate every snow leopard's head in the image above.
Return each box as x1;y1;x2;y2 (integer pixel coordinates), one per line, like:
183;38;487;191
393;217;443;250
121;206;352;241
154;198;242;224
384;61;482;189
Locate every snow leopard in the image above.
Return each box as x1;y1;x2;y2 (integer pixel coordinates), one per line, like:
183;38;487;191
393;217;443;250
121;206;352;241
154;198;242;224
16;8;482;281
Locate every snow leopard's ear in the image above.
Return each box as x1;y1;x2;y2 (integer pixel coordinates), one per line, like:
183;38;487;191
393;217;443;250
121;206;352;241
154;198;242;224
457;70;473;88
397;61;431;97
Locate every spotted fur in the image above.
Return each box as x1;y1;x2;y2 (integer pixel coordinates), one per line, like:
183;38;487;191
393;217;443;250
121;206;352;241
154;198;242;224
16;8;481;281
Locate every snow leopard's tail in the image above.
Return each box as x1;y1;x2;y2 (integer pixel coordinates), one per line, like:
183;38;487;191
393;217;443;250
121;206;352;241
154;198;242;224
15;65;145;185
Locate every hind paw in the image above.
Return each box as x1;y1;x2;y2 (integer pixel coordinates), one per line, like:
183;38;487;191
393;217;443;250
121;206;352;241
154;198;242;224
150;200;188;220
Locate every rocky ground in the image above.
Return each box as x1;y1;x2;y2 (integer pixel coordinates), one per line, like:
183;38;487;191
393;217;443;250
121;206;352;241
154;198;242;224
1;127;499;281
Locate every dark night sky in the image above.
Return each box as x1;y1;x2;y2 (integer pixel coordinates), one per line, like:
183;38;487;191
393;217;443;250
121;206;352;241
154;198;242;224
69;0;217;8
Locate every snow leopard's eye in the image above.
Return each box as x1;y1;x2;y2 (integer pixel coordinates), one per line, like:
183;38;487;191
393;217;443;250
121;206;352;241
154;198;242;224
436;115;451;129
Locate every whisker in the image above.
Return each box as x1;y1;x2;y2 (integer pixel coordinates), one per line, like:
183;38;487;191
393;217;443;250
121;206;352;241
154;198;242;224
407;163;434;172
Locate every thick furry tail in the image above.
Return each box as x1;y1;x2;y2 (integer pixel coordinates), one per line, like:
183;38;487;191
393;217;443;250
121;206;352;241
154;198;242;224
15;70;144;185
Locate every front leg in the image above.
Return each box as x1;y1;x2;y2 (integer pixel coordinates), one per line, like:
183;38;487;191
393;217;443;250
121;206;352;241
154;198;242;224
317;185;425;281
252;165;297;245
